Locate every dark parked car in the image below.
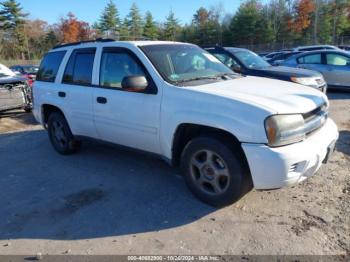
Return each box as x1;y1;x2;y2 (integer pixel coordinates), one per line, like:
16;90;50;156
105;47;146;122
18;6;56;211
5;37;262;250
267;51;302;65
282;50;350;90
0;64;32;113
204;46;327;92
10;64;39;87
262;51;285;61
338;45;350;52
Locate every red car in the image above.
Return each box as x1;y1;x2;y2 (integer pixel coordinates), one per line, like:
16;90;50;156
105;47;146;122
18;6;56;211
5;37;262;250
10;65;39;87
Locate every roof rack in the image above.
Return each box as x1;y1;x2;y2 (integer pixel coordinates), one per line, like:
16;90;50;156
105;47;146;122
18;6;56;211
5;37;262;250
52;38;115;50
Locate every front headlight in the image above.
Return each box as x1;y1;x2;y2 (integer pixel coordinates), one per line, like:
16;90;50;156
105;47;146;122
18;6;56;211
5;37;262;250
290;76;318;87
265;114;305;147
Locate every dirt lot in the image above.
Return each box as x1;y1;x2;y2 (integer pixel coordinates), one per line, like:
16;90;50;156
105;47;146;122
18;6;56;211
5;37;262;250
0;92;349;256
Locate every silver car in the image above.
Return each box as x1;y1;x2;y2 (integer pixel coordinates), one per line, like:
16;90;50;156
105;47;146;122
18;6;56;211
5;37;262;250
282;50;350;90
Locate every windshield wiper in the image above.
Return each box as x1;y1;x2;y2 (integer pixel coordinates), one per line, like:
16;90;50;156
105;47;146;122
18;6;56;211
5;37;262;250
174;76;218;84
214;72;237;78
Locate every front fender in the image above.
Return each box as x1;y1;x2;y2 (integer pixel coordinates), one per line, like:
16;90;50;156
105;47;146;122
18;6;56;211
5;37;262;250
160;108;269;160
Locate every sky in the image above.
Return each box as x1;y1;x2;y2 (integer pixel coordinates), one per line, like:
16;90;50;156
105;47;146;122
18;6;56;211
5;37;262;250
17;0;244;25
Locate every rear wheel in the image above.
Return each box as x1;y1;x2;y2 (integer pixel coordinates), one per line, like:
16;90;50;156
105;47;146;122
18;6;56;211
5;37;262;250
181;136;252;207
47;112;80;155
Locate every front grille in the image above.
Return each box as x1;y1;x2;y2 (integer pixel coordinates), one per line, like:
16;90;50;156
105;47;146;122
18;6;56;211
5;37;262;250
302;103;328;135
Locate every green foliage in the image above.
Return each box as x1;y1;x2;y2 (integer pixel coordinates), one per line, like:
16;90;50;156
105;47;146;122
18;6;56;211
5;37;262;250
143;11;158;40
1;0;350;61
317;1;333;44
98;0;120;38
0;0;28;59
127;2;143;40
188;7;222;45
229;0;274;46
119;18;130;40
163;10;180;41
0;0;27;30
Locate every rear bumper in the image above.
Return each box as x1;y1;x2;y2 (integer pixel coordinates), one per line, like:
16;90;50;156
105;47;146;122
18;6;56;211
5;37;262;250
242;118;338;189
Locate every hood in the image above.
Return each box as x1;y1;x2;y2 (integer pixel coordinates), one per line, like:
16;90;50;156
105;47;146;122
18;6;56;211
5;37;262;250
0;64;16;77
255;66;321;78
186;76;327;114
0;76;27;84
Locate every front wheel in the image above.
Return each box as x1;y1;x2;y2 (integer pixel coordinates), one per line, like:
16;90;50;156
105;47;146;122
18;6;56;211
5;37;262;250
47;112;80;155
181;136;252;207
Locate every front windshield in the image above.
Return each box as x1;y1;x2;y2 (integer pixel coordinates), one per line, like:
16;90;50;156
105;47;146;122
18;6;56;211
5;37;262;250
230;50;270;69
141;44;235;85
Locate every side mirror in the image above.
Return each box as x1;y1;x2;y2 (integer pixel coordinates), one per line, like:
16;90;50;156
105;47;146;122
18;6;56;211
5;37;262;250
231;64;242;73
121;75;148;92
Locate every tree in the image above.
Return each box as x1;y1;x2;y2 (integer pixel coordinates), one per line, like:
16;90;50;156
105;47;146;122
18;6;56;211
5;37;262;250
127;2;143;40
0;0;27;30
329;0;350;44
44;30;59;49
288;0;315;34
229;0;274;46
143;11;158;40
163;10;180;41
24;19;49;59
98;0;120;38
315;0;333;44
265;0;292;44
191;7;223;45
0;0;28;59
58;12;91;43
119;18;130;40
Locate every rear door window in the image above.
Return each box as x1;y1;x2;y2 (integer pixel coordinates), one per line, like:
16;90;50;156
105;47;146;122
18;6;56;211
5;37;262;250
297;53;322;64
63;48;96;86
37;51;66;82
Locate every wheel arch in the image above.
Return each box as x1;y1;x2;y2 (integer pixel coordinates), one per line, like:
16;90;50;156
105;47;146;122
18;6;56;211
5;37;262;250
171;123;251;173
41;104;66;128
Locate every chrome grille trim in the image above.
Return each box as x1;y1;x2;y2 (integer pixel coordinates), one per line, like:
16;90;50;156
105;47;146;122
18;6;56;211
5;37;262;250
303;104;328;135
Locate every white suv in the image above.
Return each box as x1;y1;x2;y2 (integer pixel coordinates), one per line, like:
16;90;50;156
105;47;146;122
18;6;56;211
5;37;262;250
33;40;339;207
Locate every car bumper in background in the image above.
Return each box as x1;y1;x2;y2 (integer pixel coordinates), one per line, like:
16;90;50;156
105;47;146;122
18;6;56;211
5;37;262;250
242;118;339;189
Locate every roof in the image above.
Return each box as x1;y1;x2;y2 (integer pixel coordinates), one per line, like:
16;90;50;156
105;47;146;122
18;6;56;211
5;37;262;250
290;49;350;57
294;44;339;50
52;39;190;51
203;46;250;52
127;40;187;46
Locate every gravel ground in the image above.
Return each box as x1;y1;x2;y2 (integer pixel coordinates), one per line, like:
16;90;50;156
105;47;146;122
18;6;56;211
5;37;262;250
0;91;349;256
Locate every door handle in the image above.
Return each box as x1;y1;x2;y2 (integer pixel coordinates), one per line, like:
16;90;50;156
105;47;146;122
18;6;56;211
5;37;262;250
97;97;107;104
58;91;66;98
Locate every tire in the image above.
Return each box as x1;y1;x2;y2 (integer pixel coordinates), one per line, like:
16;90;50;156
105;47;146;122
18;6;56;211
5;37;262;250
181;136;252;207
47;112;80;155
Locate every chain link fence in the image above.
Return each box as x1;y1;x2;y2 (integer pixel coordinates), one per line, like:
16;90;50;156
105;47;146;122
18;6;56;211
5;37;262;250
237;36;350;52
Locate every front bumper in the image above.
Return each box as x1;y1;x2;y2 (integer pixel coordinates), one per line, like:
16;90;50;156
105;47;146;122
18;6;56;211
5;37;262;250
242;118;338;189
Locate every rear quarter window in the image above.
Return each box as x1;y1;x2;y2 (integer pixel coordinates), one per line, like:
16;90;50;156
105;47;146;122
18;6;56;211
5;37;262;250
37;51;66;82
